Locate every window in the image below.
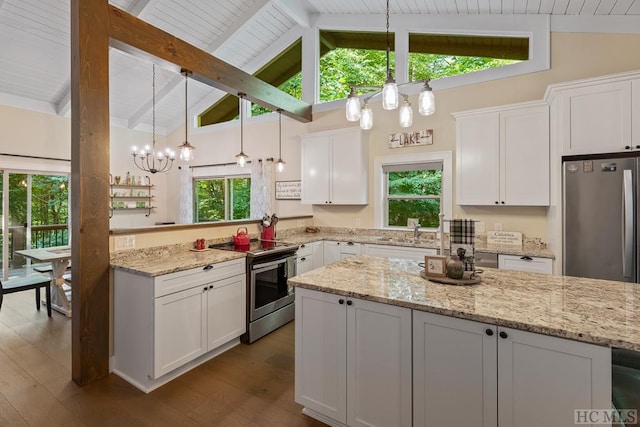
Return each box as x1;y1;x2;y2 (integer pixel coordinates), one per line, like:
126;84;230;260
384;162;442;228
374;152;452;231
194;176;250;222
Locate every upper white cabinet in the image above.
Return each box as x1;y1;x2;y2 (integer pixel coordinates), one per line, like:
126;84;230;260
561;81;633;155
455;103;549;206
301;128;369;205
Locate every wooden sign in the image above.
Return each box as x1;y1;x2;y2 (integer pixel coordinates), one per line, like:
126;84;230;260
275;180;301;200
487;231;523;246
388;129;433;148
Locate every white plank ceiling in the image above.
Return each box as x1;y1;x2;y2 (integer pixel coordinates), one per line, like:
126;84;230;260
0;0;639;134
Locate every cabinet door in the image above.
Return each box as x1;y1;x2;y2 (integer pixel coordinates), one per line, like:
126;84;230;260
330;130;368;204
456;112;501;205
323;241;342;266
207;274;246;351
311;241;324;270
501;105;549;206
295;288;347;423
633;80;640;149
562;81;632;155
497;327;611;427
301;135;331;204
347;297;412;427
154;286;207;378
413;311;497;427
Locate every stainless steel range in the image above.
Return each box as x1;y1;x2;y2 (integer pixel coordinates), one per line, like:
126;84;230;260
210;239;298;343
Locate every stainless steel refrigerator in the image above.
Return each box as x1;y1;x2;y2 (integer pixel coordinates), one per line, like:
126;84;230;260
564;156;639;282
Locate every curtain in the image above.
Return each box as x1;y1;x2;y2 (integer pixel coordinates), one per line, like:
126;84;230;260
250;159;275;219
178;166;193;224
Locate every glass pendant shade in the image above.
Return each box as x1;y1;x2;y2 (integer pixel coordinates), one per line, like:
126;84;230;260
399;99;413;128
236;152;248;167
178;141;195;161
236;94;249;167
382;76;399;110
360;104;373;130
276;159;285;173
419;82;436;116
346;89;361;121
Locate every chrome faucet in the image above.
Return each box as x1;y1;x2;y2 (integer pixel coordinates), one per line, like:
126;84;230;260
413;223;421;239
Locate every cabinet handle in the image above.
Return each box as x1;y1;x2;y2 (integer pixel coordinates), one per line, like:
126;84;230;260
347;242;354;246
346;300;353;306
300;244;306;248
520;256;533;261
499;331;508;339
485;329;494;336
494;201;499;205
209;285;213;290
339;299;344;304
636;146;640;149
300;257;306;262
501;201;505;204
626;145;632;150
203;287;208;292
203;265;213;271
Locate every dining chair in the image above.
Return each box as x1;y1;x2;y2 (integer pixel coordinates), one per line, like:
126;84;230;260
0;275;52;317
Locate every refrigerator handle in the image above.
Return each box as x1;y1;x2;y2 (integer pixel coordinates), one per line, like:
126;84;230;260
623;169;633;279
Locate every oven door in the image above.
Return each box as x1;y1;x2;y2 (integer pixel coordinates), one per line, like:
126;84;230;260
250;254;296;322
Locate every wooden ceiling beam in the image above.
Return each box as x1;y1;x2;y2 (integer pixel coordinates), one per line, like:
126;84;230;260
107;5;312;123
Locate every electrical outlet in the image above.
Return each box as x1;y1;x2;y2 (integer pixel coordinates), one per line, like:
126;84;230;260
476;222;485;233
494;223;503;231
355;218;361;227
115;235;136;250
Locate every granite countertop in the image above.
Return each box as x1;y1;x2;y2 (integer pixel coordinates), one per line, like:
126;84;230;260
280;231;555;259
289;255;640;351
111;248;246;277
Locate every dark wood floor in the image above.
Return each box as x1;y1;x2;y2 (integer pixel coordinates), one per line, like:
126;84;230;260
0;291;324;426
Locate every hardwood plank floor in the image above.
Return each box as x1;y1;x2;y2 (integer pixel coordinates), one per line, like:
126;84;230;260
0;292;324;426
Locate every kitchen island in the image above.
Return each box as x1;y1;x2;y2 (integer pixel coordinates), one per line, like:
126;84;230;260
290;255;639;427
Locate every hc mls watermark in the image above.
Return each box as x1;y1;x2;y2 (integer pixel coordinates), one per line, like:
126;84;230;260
574;409;637;424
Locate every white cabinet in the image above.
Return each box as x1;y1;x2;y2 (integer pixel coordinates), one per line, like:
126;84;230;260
296;243;313;275
633;79;640;149
413;311;611;427
301;128;368;205
561;81;633;155
324;240;362;265
364;244;438;260
455;103;549;206
113;258;246;392
295;288;412;427
498;254;553;274
311;241;324;270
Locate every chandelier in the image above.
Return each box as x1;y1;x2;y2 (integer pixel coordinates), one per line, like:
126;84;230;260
345;0;435;130
131;64;176;174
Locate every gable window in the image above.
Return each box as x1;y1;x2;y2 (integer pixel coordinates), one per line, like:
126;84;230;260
375;152;452;231
194;176;250;222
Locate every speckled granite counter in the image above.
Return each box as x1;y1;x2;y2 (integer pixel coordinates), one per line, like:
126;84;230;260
279;231;555;259
289;255;640;351
111;248;245;277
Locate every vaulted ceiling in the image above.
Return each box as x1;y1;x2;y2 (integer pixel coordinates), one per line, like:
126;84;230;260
1;0;639;135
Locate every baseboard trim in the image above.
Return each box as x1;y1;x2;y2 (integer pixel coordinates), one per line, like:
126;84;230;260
301;407;347;427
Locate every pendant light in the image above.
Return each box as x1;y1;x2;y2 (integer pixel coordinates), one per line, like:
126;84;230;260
131;63;176;174
177;70;196;161
235;93;249;167
275;110;286;173
344;0;436;130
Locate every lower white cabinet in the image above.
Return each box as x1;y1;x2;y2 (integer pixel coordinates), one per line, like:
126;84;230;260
363;244;438;260
324;240;363;265
296;243;314;275
311;241;324;269
295;288;412;427
413;311;611;427
113;258;246;392
498;254;553;274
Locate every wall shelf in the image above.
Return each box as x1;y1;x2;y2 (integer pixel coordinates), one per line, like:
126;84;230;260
109;174;154;217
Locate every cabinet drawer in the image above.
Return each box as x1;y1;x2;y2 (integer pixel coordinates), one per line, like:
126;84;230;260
364;244;438;261
296;243;313;258
155;258;245;298
498;254;552;274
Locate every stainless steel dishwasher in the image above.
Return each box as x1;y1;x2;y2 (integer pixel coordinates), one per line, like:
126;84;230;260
474;251;498;269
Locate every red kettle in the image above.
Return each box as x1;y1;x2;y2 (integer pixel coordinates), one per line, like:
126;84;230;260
233;227;250;245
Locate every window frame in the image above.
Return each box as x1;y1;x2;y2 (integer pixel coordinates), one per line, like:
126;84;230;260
374;151;452;232
193;174;251;222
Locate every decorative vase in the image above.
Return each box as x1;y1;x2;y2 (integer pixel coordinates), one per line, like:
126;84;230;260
446;256;465;279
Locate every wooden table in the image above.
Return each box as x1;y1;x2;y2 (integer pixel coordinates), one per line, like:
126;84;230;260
15;246;71;317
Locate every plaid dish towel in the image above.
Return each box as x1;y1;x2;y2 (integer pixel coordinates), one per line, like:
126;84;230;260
450;219;475;244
